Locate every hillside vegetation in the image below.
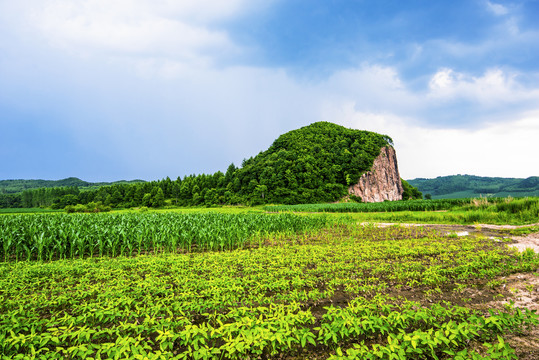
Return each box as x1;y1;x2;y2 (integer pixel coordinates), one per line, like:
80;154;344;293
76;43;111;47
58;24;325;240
409;175;539;199
1;122;419;209
0;177;144;194
232;121;394;204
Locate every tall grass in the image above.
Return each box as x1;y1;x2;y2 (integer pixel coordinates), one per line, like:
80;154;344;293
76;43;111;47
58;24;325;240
264;197;539;225
264;199;470;213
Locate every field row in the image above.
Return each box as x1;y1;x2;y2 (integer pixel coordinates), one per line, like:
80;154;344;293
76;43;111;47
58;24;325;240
264;197;539;225
1;224;538;359
0;213;328;261
264;199;470;213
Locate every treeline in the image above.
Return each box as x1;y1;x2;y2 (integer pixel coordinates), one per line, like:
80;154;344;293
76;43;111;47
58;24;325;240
1;122;423;209
1;172;250;209
408;175;539;198
0;177;144;194
2;174;422;210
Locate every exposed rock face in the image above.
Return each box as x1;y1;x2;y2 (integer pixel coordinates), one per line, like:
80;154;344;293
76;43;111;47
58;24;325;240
348;146;404;202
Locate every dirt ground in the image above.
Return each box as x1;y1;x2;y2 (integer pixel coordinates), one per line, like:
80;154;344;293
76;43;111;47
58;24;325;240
487;272;539;359
509;232;539;253
362;222;539;359
361;222;539;252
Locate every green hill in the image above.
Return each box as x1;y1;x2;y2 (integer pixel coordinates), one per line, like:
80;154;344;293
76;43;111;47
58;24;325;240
0;177;145;194
231;121;395;204
1;122;419;208
408;175;539;199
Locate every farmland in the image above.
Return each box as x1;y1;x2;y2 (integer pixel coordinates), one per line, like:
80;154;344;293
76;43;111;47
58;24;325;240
0;213;328;261
1;202;539;359
265;197;539;225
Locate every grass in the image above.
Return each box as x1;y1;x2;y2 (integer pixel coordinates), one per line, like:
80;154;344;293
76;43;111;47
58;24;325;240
264;199;469;213
264;197;539;225
0;207;62;214
324;209;535;226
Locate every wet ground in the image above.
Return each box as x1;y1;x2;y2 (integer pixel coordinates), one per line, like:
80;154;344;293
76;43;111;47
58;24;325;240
361;222;539;253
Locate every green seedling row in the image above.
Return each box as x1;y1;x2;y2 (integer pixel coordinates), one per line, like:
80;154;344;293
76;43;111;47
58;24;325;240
1;222;538;359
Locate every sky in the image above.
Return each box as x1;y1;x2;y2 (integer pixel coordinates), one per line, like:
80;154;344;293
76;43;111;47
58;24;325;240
1;0;538;182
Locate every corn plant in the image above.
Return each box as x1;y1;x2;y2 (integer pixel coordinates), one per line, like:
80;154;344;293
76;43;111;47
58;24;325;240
0;212;328;262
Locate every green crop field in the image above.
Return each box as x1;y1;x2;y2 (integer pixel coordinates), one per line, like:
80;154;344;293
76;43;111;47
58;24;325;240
264;199;471;213
265;197;539;226
1;203;539;359
0;213;329;261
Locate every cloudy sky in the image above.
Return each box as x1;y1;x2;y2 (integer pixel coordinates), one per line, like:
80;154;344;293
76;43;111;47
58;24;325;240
1;0;538;181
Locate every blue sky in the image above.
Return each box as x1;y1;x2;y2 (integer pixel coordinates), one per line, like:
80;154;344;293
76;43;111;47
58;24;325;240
1;0;538;181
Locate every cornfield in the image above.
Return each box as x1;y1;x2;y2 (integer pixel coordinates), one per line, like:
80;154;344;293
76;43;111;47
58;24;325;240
0;212;328;262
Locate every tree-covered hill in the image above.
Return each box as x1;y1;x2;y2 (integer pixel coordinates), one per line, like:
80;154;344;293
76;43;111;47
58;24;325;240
1;122;419;209
0;177;144;194
232;122;395;204
408;175;539;199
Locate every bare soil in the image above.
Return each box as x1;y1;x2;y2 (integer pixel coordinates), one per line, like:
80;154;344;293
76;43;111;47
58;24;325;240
482;272;539;360
360;222;539;359
362;222;539;252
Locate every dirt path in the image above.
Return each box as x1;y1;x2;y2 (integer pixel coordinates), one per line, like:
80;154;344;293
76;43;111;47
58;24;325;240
360;222;539;252
509;232;539;253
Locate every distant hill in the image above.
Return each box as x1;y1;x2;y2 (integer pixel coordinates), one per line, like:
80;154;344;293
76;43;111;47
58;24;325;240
232;121;401;204
408;175;539;199
1;122;421;208
0;177;145;194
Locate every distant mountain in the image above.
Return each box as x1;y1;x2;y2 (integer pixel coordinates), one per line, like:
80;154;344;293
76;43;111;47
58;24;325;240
408;175;539;199
0;177;145;194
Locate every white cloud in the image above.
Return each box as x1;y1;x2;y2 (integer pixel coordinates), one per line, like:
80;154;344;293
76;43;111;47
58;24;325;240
485;1;509;16
318;65;539;127
322;64;419;116
429;68;457;91
324;106;539;179
17;0;251;71
427;67;539;107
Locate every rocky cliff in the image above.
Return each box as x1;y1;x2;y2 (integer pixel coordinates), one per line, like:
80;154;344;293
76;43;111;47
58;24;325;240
348;146;404;202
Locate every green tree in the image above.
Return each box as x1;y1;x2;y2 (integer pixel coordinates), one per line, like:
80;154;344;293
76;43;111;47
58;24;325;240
141;193;152;207
401;179;423;200
152;188;165;208
111;190;122;206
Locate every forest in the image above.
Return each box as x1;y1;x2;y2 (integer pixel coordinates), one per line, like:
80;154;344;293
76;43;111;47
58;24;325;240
0;177;144;194
409;175;539;199
0;122;421;210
